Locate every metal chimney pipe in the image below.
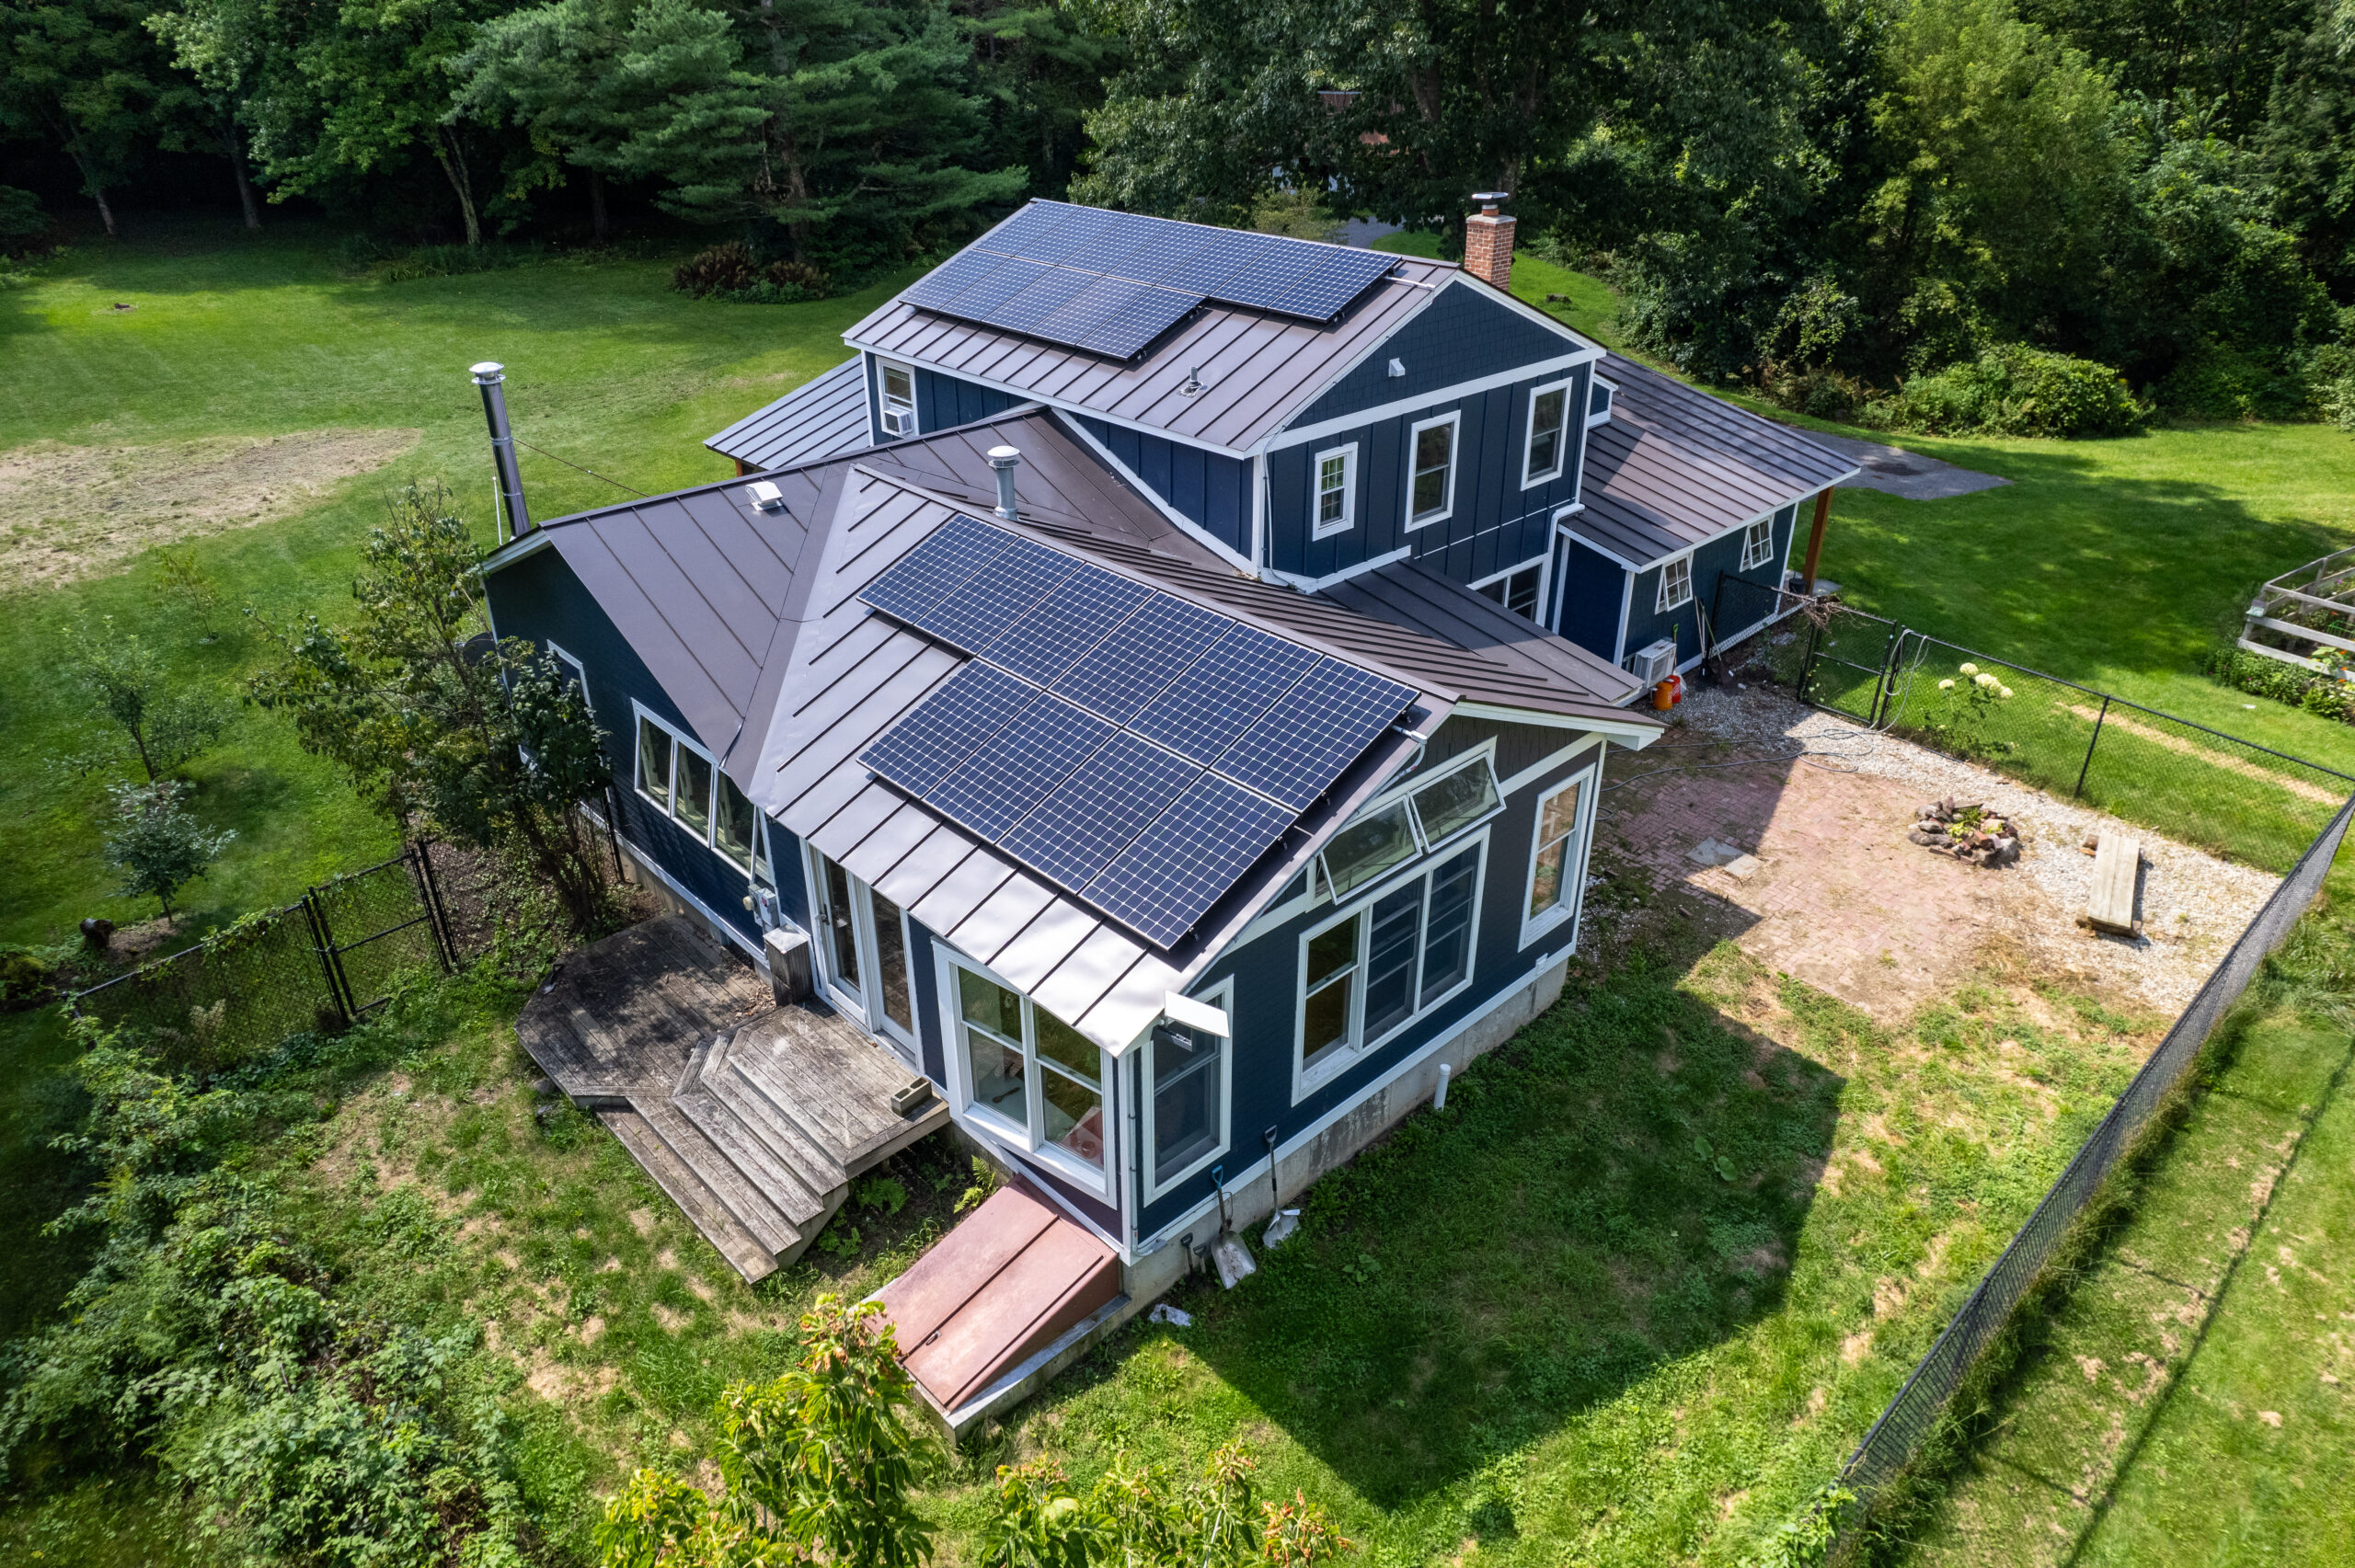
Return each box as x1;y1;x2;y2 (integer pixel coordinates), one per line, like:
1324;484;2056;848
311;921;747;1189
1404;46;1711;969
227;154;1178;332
986;445;1021;521
471;361;532;541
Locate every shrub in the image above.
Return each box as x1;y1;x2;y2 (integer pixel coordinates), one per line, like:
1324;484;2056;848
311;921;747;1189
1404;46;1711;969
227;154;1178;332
375;242;545;283
672;242;760;297
101;778;234;917
2207;643;2355;725
0;184;46;253
1759;360;1868;423
1872;345;2148;438
765;258;830;294
2155;338;2316;421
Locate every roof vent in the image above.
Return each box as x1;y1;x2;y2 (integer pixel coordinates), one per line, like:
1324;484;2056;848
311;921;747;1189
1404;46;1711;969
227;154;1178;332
1386;358;1406;378
1179;365;1204;396
745;479;785;512
986;445;1021;521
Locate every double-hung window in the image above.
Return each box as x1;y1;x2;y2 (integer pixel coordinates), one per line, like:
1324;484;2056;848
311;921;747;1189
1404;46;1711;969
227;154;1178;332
1313;445;1356;537
546;641;590;707
1407;412;1458;529
1476;561;1545;622
950;962;1110;1194
1298;842;1484;1092
879;361;918;437
635;704;761;872
1741;515;1775;570
1657;554;1694;612
1523;381;1570;486
1522;772;1591;947
1145;981;1231;1197
1588;382;1615;426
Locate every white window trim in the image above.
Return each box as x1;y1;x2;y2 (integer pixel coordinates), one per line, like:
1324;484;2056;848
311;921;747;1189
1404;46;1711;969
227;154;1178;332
631;701;756;874
878;357;919;437
1520;765;1599;951
803;845;919;1051
936;951;1115;1199
1656;553;1694;613
1404;410;1461;531
1292;828;1489;1103
1142;978;1235;1204
1741;515;1775;571
1470;555;1551;623
1311;442;1358;538
1521;378;1574;488
1587;380;1616;428
546;640;591;709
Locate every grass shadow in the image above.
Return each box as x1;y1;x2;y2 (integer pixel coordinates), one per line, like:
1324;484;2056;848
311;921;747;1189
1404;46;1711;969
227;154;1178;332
1117;955;1842;1510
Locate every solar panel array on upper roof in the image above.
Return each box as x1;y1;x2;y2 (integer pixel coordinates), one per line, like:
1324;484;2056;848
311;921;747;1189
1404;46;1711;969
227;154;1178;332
854;517;1418;948
900;200;1399;361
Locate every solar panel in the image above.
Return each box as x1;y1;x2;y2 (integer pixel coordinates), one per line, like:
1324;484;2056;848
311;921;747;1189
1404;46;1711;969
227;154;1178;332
860;515;1013;624
1000;731;1201;892
925;692;1113;842
904;200;1398;355
1051;591;1227;724
1083;773;1296;948
923;537;1081;652
977;565;1152;684
1214;658;1417;810
1130;624;1320;765
857;662;1034;795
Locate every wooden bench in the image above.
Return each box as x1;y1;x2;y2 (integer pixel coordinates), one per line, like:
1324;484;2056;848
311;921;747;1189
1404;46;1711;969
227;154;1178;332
2085;831;2142;936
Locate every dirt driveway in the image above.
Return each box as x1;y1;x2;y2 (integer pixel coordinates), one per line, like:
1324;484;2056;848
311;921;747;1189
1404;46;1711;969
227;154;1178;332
1595;687;2283;1021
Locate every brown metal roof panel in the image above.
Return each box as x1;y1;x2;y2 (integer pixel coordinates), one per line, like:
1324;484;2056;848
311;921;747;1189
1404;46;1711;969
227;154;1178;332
587;510;764;699
653;495;787;656
706;358;874;472
557;521;747;749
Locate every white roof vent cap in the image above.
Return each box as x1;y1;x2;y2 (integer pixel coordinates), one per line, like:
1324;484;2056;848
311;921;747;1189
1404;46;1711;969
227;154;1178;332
745;479;785;512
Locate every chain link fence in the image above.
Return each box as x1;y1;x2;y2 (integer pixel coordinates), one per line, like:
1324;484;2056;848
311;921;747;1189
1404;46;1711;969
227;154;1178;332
1836;791;2355;1547
72;843;478;1070
1710;578;2355;874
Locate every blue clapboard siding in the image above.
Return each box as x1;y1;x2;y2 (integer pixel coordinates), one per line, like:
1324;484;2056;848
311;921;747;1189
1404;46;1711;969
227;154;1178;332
485;545;797;947
1264;361;1591;586
1617;501;1803;671
1132;716;1601;1240
1071;415;1255;559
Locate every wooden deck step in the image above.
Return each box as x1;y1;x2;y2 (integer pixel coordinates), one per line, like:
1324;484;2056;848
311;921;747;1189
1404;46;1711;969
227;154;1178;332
727;1007;936;1171
698;1032;852;1204
597;1106;776;1284
675;1035;843;1227
634;1093;802;1261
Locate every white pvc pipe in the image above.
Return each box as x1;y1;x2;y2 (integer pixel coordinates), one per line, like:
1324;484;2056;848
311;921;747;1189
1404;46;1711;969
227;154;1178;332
1433;1061;1451;1111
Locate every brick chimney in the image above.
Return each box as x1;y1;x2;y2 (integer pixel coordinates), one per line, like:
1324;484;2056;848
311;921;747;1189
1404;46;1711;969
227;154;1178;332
1464;192;1514;291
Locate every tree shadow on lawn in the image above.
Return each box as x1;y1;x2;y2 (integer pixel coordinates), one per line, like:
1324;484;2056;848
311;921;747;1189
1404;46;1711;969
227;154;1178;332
1154;951;1841;1509
1825;435;2344;688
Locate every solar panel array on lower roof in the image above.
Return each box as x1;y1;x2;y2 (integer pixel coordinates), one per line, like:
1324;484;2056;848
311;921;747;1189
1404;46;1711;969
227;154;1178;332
855;518;1418;948
901;200;1398;361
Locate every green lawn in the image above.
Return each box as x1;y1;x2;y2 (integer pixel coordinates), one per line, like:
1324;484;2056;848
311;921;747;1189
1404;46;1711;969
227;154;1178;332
1899;915;2355;1567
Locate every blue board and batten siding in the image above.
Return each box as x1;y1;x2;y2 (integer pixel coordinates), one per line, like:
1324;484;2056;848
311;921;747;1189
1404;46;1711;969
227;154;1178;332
1266;289;1591;584
483;547;807;944
1613;502;1801;670
1133;715;1596;1240
1071;416;1255;560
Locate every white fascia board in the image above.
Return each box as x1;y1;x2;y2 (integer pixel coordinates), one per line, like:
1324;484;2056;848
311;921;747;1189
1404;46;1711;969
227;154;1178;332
1258;545;1412;594
1059;413;1256;573
1265;342;1603;454
1554;514;1642;573
477;526;558;577
1618;473;1867;568
1451;700;1662;750
1497;733;1607;797
840;332;1257;460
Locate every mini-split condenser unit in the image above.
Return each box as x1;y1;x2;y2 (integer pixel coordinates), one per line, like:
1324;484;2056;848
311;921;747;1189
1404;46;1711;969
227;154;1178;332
1629;638;1679;688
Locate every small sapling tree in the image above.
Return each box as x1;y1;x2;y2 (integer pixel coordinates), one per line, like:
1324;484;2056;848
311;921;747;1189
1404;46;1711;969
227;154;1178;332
100;779;234;919
247;483;616;934
66;614;232;782
596;1294;932;1568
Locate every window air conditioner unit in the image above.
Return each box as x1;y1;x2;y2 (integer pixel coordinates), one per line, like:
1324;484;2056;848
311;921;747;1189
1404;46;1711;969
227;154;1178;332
1630;637;1679;688
879;407;913;437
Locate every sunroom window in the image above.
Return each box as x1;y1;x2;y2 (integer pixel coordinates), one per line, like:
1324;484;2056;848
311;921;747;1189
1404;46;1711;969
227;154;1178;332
952;965;1110;1190
1476;563;1544;623
1525;774;1585;940
1150;1001;1227;1192
1298;843;1484;1091
635;704;763;874
1319;800;1419;898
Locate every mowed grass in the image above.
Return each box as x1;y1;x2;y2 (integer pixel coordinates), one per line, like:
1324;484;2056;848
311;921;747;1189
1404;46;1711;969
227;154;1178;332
0;215;892;1346
1900;917;2355;1568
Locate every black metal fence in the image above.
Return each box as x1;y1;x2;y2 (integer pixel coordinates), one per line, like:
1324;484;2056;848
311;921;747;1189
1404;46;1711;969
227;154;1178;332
72;842;480;1069
1836;791;2355;1545
1712;578;2355;873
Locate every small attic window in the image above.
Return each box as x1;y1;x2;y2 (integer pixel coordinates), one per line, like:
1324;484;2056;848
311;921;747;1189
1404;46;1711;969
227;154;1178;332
1588;381;1615;427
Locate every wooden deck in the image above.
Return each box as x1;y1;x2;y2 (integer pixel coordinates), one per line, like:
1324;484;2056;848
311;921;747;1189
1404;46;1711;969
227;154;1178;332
517;916;949;1280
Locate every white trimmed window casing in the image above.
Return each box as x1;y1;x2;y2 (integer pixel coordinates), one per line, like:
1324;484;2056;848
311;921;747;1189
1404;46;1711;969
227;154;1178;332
632;702;760;874
1741;515;1775;570
1405;411;1460;531
1312;443;1357;538
1657;553;1694;612
1520;764;1599;951
1522;379;1573;487
940;953;1116;1198
1142;979;1234;1202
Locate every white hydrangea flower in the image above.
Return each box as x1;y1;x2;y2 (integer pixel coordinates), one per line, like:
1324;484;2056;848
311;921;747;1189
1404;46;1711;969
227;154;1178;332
1938;678;1956;690
1998;685;2015;700
1975;671;1998;689
1959;662;1979;676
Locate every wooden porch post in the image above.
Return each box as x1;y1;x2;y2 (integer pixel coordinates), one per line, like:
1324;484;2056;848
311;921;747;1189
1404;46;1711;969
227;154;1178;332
1800;486;1833;596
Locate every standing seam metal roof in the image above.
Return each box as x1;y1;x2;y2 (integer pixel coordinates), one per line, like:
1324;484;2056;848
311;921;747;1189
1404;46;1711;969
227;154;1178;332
705;357;874;472
1570;352;1859;568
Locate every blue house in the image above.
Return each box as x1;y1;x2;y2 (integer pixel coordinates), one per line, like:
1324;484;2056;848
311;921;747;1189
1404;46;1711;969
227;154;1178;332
482;199;1852;1422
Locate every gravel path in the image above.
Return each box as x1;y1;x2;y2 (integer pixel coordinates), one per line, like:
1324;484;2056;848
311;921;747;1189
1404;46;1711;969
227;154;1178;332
1657;683;2285;1013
